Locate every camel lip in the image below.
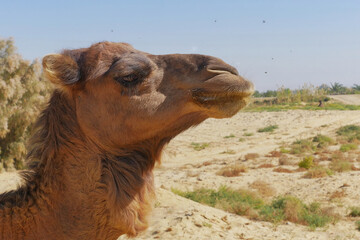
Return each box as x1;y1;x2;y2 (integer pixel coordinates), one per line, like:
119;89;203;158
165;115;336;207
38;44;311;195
191;89;252;106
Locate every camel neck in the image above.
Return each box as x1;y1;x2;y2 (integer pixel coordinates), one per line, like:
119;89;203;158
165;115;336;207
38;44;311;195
0;90;166;239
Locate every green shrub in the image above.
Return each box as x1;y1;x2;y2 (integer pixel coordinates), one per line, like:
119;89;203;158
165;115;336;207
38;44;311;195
340;143;358;152
312;134;334;148
290;139;317;155
0;38;51;170
173;187;337;229
349;207;360;217
336;125;360;142
224;134;235;138
298;156;314;169
356;221;360;231
258;125;278;133
190;142;210;151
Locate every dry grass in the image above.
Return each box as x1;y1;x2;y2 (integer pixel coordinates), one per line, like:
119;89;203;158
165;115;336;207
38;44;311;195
329;190;347;201
278;155;295;165
330;159;352;172
202;161;213;166
303;166;333;179
267;150;282;158
258;163;275;168
273;167;294;173
216;165;247;177
245;153;260;160
249;180;276;198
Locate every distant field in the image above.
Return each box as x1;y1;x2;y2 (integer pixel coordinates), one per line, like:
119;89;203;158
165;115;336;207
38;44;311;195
329;94;360;105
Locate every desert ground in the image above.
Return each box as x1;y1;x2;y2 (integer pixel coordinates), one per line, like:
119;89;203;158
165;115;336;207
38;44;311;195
1;96;360;240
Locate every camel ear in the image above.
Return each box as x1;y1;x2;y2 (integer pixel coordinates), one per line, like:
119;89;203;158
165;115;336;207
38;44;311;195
42;54;80;86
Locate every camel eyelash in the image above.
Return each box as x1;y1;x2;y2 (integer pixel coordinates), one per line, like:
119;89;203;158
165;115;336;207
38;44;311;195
114;73;143;87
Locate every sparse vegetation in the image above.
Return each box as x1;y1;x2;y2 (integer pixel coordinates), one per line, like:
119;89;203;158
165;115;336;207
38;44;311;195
330;159;352;172
336;125;360;142
290;139;317;155
173;186;337;228
278;156;294;165
340;143;358;152
312;134;334;148
349;207;360;217
273;167;293;173
356;221;360;231
243;132;254;137
220;149;236;154
258;163;275;168
298;156;314;169
249;180;276;198
244;153;260;160
216;165;247;177
304;166;333;178
249;84;360;112
258;125;278;133
224;134;235;138
191;142;210;151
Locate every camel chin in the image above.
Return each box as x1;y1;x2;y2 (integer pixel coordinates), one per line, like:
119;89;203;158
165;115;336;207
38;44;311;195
193;93;251;118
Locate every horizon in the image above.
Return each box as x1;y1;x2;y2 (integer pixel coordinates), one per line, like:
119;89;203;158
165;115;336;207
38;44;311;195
1;0;359;91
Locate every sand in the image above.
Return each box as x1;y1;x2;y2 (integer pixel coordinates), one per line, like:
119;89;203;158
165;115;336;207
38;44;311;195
1;110;360;240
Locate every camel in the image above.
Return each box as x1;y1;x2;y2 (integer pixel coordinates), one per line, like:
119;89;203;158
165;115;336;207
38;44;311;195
0;42;253;240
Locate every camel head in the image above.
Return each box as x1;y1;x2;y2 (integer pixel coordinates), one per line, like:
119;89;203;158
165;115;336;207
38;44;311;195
42;42;253;148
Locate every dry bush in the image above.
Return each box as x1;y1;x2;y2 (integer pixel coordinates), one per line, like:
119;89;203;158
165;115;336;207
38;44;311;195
317;152;330;162
330;159;352;172
245;153;260;160
283;197;303;223
267;150;282;158
351;165;360;171
216;165;247;177
202;161;213;166
303;166;332;179
249;180;276;197
257;163;275;168
278;155;295;165
329;190;347;201
273;167;294;173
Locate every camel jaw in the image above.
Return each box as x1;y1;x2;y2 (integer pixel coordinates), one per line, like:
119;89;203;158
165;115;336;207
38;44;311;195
191;90;253;118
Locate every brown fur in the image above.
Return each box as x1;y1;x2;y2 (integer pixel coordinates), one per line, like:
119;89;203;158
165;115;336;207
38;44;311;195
0;42;253;239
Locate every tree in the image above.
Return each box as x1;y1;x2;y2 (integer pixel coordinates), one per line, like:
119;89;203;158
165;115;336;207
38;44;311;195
0;38;51;170
329;82;346;95
353;84;360;91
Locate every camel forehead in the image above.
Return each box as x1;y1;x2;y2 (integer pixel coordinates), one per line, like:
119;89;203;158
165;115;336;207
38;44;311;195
88;42;136;56
79;42;144;80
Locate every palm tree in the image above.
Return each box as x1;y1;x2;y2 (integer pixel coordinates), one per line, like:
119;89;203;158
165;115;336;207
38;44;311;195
353;84;360;91
330;82;346;95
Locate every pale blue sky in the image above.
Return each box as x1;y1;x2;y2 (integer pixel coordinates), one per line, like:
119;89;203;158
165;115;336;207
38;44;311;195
1;0;359;91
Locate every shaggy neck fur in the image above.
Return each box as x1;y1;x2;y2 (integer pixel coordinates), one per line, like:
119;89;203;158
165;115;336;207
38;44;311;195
0;91;169;240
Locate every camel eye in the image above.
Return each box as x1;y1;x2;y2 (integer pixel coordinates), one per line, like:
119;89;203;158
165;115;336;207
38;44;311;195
115;73;141;87
122;74;138;82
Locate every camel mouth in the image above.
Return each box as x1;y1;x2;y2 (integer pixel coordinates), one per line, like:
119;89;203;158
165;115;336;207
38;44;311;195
191;89;253;118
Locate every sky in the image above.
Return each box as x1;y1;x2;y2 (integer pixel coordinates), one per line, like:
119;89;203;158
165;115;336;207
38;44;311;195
1;0;359;91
